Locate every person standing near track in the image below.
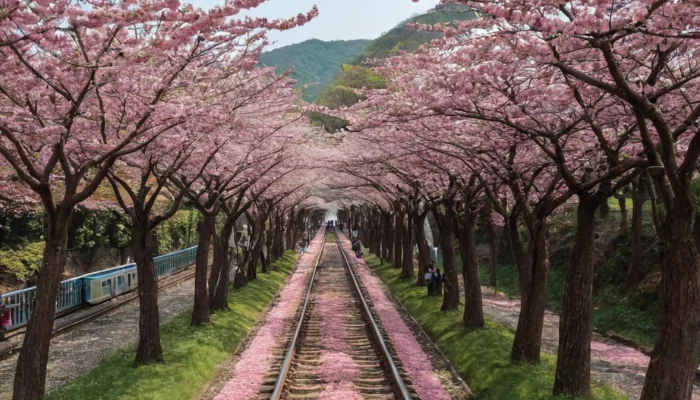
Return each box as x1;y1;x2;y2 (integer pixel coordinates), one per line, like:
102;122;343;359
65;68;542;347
425;267;434;296
433;267;444;296
0;297;12;341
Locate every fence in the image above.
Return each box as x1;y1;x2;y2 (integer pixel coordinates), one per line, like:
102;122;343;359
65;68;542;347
1;246;198;331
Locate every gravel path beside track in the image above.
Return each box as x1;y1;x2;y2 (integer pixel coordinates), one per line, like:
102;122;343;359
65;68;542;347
0;274;195;399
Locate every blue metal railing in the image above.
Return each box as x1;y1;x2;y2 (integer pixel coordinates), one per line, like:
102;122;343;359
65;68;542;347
155;246;197;277
1;246;197;331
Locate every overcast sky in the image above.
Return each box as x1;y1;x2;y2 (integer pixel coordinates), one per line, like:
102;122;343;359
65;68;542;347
195;0;440;49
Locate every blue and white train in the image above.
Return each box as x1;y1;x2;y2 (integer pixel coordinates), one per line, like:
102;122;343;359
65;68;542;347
1;246;197;332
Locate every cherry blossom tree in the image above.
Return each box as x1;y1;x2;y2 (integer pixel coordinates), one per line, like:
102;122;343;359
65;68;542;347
409;0;700;396
0;1;317;397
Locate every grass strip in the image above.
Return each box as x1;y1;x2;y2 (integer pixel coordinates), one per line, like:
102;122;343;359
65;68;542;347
363;253;627;400
477;259;658;350
48;251;298;400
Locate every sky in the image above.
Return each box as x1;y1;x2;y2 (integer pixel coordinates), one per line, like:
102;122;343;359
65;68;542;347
195;0;441;49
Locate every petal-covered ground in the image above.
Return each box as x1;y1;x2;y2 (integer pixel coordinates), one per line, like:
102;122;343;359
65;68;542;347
338;234;452;400
478;286;700;399
314;280;361;398
214;230;325;400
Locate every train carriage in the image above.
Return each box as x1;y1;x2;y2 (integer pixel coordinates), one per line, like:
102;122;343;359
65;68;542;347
0;245;197;332
84;265;139;304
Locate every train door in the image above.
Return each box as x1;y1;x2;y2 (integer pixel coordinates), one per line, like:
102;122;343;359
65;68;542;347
102;279;112;297
117;275;124;294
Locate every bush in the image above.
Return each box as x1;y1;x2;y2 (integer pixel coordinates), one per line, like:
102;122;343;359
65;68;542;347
152;209;200;256
0;241;45;282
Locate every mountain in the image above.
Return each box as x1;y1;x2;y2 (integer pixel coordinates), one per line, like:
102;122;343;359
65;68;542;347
258;39;371;102
352;4;478;63
311;4;479;131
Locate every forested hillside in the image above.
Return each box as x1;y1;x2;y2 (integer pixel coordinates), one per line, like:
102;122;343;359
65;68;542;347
311;4;479;131
353;3;478;62
259;39;371;102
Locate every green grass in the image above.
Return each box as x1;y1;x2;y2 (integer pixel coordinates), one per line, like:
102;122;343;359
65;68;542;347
471;196;661;350
477;260;658;350
364;253;627;400
48;251;299;400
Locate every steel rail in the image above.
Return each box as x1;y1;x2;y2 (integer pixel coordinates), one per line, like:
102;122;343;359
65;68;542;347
270;228;412;400
269;229;327;400
333;230;413;400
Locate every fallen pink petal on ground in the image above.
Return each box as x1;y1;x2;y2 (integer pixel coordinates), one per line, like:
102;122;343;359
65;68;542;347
590;341;649;368
318;382;365;400
338;233;451;400
313;263;362;398
214;230;325;400
316;351;361;383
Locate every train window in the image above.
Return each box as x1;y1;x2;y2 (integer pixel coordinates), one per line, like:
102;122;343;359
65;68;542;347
101;281;108;288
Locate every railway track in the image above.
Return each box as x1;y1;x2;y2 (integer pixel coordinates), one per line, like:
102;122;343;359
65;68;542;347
267;230;414;400
0;265;198;359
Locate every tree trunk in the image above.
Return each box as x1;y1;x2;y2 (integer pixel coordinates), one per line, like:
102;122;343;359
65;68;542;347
640;203;700;400
372;209;382;257
131;222;163;364
276;214;285;259
553;196;599;396
439;221;459;311
458;216;484;329
208;232;224;308
383;212;393;262
13;212;69;400
119;247;128;265
617;194;628;234
247;222;263;281
644;179;663;241
191;214;213;326
629;181;644;289
401;216;414;278
285;209;294;249
414;213;430;286
210;220;234;311
292;211;303;249
511;220;549;364
506;212;527;274
599;197;610;218
485;205;498;288
270;214;280;261
377;211;383;258
261;249;269;273
247;241;259;280
262;214;272;273
394;212;403;269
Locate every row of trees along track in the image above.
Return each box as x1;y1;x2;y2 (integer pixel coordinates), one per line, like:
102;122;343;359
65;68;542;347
327;0;700;398
0;2;332;399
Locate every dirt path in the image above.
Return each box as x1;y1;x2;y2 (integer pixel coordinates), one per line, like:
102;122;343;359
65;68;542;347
477;284;700;400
